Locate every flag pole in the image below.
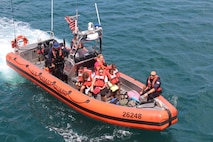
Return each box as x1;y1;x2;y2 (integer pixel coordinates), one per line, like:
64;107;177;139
74;9;78;34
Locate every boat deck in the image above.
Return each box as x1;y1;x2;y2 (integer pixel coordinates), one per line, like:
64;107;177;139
13;38;165;109
32;60;164;109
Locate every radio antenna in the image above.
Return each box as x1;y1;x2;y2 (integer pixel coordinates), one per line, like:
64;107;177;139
95;3;101;26
51;0;54;32
10;0;16;41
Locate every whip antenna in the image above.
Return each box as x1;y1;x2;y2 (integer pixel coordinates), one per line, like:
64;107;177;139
95;3;101;26
51;0;54;33
10;0;16;41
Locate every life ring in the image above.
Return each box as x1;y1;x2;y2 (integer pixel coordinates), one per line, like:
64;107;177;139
11;35;28;48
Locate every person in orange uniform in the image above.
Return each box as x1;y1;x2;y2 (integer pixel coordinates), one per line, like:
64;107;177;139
91;68;109;101
140;71;162;102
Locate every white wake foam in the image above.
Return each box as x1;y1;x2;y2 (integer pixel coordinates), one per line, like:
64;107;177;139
0;17;60;81
48;125;132;142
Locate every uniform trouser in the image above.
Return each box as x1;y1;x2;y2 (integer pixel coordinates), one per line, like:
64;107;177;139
148;91;162;101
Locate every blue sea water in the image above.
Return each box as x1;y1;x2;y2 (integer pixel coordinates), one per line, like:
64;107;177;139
1;0;213;142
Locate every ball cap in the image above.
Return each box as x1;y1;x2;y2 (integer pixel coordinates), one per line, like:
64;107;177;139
53;41;60;49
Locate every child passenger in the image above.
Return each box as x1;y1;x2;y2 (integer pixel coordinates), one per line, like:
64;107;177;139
80;68;93;96
90;68;109;102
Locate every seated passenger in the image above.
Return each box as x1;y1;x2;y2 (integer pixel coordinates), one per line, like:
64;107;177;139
111;64;120;78
94;54;107;73
90;68;109;102
75;66;84;90
107;64;121;94
80;68;93;96
107;68;120;98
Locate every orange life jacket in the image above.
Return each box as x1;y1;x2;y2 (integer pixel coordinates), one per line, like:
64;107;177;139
82;68;92;87
107;64;120;78
83;77;92;87
94;74;105;87
147;75;162;92
52;48;63;58
107;73;119;84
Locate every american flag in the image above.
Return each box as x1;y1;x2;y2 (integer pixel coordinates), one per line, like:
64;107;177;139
65;16;77;32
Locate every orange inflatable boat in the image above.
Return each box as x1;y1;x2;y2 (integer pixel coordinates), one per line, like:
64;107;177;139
6;7;178;131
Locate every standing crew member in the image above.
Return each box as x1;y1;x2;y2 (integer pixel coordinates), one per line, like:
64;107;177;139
48;40;67;82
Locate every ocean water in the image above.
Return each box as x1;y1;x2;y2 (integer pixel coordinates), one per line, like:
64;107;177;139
1;0;213;142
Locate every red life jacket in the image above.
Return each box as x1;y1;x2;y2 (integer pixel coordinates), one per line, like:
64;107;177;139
83;77;92;87
147;75;162;92
107;73;119;84
94;75;105;87
52;48;63;58
108;64;120;78
82;68;92;87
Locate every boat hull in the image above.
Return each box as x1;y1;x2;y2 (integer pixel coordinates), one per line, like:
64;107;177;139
6;52;178;131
